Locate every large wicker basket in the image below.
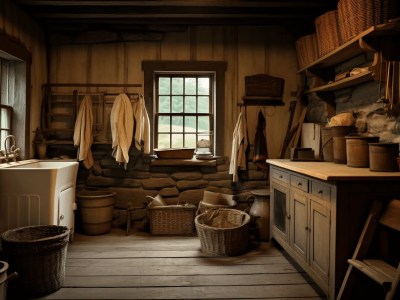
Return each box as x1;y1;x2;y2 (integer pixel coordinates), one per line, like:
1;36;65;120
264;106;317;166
295;33;319;70
0;225;70;298
148;204;197;235
195;209;251;256
315;10;342;57
338;0;391;42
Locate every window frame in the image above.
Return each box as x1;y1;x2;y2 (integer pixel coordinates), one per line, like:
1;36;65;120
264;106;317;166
154;72;214;150
142;61;227;156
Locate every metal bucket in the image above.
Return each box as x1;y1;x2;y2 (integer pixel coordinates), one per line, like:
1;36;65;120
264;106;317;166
369;143;399;172
321;127;333;161
77;190;116;235
345;136;379;168
332;126;354;164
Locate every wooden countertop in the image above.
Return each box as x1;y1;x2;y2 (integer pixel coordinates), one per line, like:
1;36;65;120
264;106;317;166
267;159;400;181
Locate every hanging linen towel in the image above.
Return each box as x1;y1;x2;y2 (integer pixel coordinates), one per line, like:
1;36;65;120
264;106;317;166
132;95;150;154
110;93;134;168
253;110;269;171
229;111;248;182
73;95;94;169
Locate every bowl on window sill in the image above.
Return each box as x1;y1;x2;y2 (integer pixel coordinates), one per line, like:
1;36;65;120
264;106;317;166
154;148;195;159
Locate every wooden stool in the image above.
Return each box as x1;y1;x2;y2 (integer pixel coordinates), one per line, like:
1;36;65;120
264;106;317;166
115;203;146;235
337;199;400;300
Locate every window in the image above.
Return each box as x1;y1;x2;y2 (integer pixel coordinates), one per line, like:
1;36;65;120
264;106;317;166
142;61;227;156
155;74;213;149
0;104;13;146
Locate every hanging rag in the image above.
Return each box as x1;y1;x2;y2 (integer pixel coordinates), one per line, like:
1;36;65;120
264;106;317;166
110;93;134;168
253;110;269;171
73;95;94;169
229;111;248;182
132;95;150;154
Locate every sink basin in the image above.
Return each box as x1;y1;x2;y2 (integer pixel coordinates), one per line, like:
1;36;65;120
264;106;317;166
0;159;79;239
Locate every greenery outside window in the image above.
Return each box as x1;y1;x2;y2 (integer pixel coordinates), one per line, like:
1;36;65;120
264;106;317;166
155;74;213;150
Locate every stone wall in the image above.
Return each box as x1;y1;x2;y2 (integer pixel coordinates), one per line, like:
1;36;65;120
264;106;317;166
72;145;269;232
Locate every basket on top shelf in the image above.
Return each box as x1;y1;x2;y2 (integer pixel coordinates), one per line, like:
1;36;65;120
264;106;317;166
146;195;197;235
195;208;251;256
315;10;342;57
338;0;392;43
295;33;319;70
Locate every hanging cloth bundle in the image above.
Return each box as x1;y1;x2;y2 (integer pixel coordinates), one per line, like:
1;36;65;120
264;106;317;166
73;95;94;169
229;111;249;182
253;110;269;171
132;95;150;154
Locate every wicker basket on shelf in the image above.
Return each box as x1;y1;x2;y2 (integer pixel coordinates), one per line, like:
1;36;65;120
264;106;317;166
148;204;197;235
195;208;251;256
0;225;70;298
315;10;342;57
295;33;319;69
338;0;391;42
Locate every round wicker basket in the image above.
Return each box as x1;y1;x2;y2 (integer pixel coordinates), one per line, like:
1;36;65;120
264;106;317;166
0;225;70;298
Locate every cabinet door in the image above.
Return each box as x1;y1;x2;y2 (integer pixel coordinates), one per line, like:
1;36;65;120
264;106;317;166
309;197;330;283
271;180;289;244
290;189;308;263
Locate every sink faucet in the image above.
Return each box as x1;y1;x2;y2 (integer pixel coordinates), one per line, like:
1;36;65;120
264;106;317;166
4;135;20;162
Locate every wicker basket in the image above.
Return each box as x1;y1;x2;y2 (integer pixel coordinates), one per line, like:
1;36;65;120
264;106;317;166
0;225;70;298
338;0;390;43
148;204;197;235
244;74;284;97
295;33;319;70
195;209;251;256
316;10;342;57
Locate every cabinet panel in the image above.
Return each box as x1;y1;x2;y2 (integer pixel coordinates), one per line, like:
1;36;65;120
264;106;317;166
271;180;289;244
309;198;330;283
290;189;308;263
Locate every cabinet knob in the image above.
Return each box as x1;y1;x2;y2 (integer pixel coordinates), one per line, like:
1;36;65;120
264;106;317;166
297;182;302;186
279;175;283;178
60;214;64;220
305;226;309;231
286;214;291;220
318;190;323;194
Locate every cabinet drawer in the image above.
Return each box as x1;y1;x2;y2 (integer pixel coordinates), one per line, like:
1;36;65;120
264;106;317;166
272;168;290;183
311;181;331;203
290;174;309;192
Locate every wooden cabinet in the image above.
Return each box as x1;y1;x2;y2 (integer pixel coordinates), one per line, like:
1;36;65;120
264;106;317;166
268;159;400;299
271;168;331;293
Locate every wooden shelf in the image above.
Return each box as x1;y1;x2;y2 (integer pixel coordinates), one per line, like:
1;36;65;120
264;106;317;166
307;70;374;93
240;96;284;106
298;21;400;73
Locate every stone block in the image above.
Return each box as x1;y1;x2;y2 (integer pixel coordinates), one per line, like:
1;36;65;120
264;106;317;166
176;179;208;191
171;171;203;181
141;177;176;189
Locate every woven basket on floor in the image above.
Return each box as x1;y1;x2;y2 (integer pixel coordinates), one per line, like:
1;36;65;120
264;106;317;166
195;208;251;256
148;204;197;235
295;33;319;70
315;10;342;56
0;225;70;298
338;0;390;42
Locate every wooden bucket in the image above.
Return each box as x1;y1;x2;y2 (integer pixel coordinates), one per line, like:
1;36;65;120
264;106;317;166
332;126;354;164
77;190;116;235
345;136;379;167
321;127;334;162
369;143;399;172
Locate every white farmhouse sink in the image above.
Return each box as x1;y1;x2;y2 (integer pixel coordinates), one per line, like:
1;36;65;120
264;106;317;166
0;159;79;239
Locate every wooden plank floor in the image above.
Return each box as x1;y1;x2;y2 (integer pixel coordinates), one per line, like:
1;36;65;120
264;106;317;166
35;229;327;300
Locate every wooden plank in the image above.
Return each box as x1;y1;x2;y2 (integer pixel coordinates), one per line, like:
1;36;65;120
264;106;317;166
64;273;313;288
35;284;324;299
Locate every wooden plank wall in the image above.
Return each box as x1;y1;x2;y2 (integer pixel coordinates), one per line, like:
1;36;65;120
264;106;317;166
49;26;301;159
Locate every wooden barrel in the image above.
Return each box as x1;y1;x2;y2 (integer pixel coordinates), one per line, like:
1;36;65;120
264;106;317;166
77;190;116;235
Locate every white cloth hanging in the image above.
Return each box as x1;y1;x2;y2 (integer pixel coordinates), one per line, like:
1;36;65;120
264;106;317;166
132;95;150;154
229;111;248;182
73;95;94;169
110;93;134;168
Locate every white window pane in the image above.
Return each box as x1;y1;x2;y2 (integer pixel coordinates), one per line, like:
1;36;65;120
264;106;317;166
185;78;196;94
198;116;210;132
172;78;183;95
172;96;183;113
185;116;196;132
158;116;170;132
158;134;170;148
185;96;196;113
198;96;209;113
158;77;170;94
159;96;170;113
198;78;209;95
172;134;183;148
172;116;183;133
185;134;196;148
